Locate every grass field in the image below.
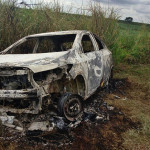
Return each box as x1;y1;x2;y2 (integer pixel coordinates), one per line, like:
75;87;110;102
106;64;150;149
112;20;150;64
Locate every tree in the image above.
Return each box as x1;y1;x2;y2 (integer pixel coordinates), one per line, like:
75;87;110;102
125;17;133;22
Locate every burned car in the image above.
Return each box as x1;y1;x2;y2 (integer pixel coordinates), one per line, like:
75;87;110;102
0;30;113;124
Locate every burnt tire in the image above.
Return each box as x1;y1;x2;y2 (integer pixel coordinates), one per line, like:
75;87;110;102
58;93;83;121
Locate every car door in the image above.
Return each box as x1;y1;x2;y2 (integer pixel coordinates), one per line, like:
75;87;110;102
94;35;113;85
80;33;103;96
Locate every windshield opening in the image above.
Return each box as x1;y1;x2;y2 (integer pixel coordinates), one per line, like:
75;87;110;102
7;38;37;54
6;34;76;54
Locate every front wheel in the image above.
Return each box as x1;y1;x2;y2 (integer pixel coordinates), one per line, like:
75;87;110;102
58;93;83;121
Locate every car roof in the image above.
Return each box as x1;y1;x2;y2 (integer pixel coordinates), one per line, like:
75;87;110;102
26;30;88;38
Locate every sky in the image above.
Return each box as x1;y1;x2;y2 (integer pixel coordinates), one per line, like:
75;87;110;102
16;0;150;23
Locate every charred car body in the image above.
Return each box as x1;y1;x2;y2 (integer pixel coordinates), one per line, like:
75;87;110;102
0;30;113;126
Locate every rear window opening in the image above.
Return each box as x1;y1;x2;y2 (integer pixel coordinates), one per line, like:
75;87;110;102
81;35;95;53
7;34;76;54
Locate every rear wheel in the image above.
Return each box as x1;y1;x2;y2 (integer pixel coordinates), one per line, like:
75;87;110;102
58;93;83;121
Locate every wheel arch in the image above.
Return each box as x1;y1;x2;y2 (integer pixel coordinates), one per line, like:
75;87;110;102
74;74;86;99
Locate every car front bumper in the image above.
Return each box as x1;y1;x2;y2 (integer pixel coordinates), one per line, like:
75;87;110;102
0;88;37;99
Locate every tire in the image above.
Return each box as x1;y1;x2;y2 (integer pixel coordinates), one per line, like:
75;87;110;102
58;93;83;121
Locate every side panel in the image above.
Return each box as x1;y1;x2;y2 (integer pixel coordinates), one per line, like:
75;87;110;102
79;33;103;97
84;50;103;94
102;48;113;85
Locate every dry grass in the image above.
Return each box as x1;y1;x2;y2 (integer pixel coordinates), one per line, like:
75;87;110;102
0;0;119;51
106;64;150;149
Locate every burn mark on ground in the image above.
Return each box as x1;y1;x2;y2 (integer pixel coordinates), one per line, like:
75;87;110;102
0;78;140;150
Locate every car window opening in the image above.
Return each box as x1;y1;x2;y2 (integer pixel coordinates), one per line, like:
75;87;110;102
7;34;76;54
94;35;104;50
82;35;95;53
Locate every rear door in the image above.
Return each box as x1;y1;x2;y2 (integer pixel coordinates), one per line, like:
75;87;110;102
80;33;103;95
94;35;113;85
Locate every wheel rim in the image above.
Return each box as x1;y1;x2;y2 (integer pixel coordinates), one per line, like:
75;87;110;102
64;97;82;121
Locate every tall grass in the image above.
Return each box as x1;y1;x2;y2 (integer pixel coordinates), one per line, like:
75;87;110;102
0;1;119;48
113;25;150;64
0;0;149;64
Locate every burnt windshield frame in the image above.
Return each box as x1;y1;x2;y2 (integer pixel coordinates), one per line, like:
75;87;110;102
3;34;77;54
5;37;38;54
35;34;76;53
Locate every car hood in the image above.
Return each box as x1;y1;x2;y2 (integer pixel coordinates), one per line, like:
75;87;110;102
0;51;70;73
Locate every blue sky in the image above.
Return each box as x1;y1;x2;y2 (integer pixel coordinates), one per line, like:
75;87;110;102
16;0;150;23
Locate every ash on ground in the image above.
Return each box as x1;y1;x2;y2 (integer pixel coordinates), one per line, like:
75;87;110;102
0;78;139;150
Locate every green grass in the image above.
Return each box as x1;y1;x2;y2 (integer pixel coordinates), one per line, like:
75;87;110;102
112;24;150;64
118;20;150;32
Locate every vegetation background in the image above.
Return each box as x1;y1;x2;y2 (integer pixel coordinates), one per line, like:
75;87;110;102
0;0;150;64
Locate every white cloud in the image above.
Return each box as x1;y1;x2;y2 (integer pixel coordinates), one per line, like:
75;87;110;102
14;0;150;23
92;0;150;23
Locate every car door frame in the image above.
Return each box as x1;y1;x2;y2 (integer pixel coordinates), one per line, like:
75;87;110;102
79;32;104;97
93;34;113;86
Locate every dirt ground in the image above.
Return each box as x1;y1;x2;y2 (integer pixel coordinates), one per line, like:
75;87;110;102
0;78;140;150
0;64;149;150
